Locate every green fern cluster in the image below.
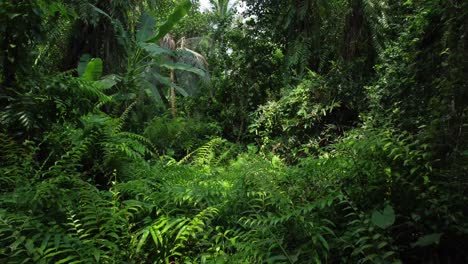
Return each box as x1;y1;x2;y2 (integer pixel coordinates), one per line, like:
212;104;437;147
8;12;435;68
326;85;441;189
0;73;110;137
144;116;221;158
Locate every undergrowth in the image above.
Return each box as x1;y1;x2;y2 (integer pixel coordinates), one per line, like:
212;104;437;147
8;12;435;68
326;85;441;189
2;125;465;263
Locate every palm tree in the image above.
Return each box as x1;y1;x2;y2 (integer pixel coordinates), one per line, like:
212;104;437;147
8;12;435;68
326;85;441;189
209;0;237;18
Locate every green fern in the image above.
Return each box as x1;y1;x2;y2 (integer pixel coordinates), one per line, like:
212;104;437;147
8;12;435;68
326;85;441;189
133;207;219;263
0;133;33;191
178;137;229;166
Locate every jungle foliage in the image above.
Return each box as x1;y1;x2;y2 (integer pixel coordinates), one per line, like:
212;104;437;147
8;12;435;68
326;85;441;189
0;0;467;263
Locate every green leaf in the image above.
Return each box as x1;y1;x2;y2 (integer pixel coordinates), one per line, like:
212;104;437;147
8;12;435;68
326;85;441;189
411;233;442;247
88;3;111;20
151;72;187;96
136;229;150;253
382;251;396;259
172;84;189;97
81;58;103;81
93;249;100;263
139;43;174;57
146;0;192;42
25;239;35;254
136;13;155;42
152;72;172;86
371;205;395;229
95;74;120;89
77;54;91;77
159;62;205;77
140;79;162;101
55;256;78;264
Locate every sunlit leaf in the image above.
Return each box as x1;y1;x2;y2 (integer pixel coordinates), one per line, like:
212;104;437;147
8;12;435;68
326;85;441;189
77;54;91;77
81;58;103;81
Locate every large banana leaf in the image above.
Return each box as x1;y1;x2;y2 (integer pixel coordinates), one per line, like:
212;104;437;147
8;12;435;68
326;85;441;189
152;72;189;97
146;0;192;42
141;72;189;101
138;43;174;57
78;56;119;92
136;13;155;42
159;62;205;77
81;58;103;81
77;54;91;77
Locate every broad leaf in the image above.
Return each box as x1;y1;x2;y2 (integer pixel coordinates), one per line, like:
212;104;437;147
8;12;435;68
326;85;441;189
151;72;173;87
172;84;189;97
96;74;120;89
159;62;205;77
140;79;162;102
77;54;91;77
139;43;174;57
411;233;442;247
136;13;155;42
152;72;188;97
371;205;395;229
146;0;192;42
81;58;103;81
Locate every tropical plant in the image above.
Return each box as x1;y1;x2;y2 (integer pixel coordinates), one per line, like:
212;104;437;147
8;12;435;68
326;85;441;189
144;115;221;158
210;0;238;19
121;1;209;118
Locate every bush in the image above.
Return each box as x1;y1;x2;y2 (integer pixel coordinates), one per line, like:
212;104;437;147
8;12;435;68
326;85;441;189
144;116;221;158
250;71;358;162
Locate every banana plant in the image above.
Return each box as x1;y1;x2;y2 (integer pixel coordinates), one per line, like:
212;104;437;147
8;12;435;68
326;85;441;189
129;0;208;117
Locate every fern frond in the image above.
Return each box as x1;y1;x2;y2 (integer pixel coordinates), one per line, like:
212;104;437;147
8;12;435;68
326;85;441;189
113;101;137;133
132;207;218;262
178;137;227;166
43;130;97;178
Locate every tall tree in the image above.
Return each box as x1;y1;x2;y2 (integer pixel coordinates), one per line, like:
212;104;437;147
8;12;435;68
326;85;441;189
62;0;148;73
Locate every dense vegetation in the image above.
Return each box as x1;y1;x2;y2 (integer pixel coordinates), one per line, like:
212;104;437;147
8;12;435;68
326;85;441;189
1;0;467;263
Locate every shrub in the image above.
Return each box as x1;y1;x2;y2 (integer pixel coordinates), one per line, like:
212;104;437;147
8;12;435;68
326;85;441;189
144;116;221;158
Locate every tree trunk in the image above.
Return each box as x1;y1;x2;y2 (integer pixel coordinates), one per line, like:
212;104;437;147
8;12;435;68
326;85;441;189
170;69;176;117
